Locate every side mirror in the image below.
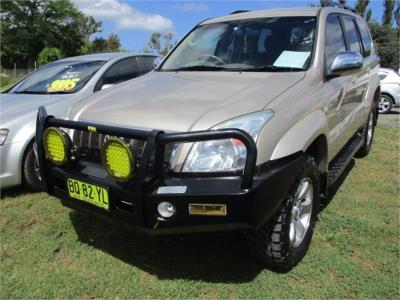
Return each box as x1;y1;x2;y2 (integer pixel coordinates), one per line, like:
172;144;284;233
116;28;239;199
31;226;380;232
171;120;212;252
329;51;363;78
101;83;114;90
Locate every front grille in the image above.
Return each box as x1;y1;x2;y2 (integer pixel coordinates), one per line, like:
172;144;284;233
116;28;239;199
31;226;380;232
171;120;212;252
72;130;175;173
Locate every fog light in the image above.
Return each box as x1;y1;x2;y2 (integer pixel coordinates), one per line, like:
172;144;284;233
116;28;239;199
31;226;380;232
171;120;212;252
157;202;176;218
43;127;70;165
101;138;134;181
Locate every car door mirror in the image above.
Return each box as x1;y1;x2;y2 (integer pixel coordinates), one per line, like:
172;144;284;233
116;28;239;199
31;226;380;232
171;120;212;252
329;51;363;78
329;51;364;77
101;83;114;90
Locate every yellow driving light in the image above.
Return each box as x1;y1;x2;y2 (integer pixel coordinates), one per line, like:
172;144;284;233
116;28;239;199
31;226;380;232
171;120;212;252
101;138;134;181
43;127;70;165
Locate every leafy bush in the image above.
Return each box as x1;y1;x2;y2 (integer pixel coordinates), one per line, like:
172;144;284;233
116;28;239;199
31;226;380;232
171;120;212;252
37;47;63;67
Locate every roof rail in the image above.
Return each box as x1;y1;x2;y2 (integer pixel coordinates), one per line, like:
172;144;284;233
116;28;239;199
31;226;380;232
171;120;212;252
230;10;249;15
327;1;357;13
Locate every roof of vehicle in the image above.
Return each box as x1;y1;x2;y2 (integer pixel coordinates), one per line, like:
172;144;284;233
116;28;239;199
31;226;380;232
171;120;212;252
202;6;358;24
58;52;159;62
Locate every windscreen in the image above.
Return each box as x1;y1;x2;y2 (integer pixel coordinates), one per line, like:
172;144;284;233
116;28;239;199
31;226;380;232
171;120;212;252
12;60;106;94
161;16;316;72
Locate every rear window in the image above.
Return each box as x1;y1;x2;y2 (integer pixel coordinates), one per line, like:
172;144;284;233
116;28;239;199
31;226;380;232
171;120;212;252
355;19;372;56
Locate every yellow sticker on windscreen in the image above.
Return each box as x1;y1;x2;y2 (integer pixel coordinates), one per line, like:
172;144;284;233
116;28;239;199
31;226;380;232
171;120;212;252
47;78;80;92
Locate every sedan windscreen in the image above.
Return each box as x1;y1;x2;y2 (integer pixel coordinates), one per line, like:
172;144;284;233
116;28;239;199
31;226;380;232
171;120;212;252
12;60;106;94
161;17;316;72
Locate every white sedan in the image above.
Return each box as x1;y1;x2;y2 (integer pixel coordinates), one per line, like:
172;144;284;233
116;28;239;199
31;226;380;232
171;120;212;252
378;68;400;114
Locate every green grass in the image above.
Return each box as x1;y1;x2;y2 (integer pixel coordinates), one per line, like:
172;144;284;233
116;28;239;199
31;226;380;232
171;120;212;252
1;125;399;299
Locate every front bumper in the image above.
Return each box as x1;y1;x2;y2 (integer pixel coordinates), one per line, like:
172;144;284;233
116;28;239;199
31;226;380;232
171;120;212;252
36;107;304;235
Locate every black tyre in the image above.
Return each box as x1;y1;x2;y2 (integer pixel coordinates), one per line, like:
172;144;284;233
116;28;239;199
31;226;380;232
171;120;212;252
378;94;393;114
247;156;320;272
355;108;375;158
23;145;42;191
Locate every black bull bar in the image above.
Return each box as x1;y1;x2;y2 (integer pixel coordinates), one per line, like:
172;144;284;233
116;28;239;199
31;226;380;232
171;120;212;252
36;106;258;197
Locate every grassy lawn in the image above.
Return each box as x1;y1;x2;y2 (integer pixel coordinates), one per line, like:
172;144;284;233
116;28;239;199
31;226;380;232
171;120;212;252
1;125;399;299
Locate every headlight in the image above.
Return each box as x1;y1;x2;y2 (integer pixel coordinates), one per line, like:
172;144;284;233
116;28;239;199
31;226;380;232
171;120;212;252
101;138;134;181
0;129;9;146
43;127;71;165
182;110;273;172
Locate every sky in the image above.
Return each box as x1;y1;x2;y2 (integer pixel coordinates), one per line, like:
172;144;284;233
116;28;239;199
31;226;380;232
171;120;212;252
73;0;388;52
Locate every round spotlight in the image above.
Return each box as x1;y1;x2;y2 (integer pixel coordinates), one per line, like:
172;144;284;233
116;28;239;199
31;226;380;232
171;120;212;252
157;202;176;218
43;127;70;165
101;138;134;181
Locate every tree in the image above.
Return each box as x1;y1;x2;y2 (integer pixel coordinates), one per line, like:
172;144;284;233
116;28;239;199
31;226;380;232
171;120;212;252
369;22;399;69
37;47;63;66
144;32;176;56
0;0;101;68
395;0;400;29
89;34;122;53
320;0;330;7
383;0;395;25
91;37;108;53
355;0;370;18
107;33;121;52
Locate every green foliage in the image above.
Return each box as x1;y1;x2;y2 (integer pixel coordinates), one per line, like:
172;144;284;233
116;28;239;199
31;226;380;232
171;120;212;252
37;47;63;67
383;0;395;25
0;125;398;298
144;32;176;56
89;33;122;53
355;0;370;18
369;22;399;69
0;0;101;68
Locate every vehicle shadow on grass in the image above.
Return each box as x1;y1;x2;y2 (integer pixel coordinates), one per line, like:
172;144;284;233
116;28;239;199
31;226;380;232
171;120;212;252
68;160;356;282
0;186;34;200
69;212;264;283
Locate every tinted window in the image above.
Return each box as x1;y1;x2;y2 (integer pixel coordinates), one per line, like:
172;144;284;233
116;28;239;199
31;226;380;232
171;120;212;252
325;15;347;73
103;57;142;84
343;16;362;53
139;56;158;72
355;19;372;56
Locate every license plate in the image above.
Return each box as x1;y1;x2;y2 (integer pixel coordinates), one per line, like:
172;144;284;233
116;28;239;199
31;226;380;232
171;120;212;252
66;178;109;210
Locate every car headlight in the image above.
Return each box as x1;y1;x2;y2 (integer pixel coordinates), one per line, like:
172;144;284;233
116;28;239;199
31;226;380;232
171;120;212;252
182;110;273;172
0;129;9;146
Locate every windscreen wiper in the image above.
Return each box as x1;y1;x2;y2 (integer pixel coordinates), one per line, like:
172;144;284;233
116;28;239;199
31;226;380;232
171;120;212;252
248;65;306;72
164;65;227;72
14;90;49;94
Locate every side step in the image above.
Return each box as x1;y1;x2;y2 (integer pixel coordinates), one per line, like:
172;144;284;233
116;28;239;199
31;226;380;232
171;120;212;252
327;133;364;187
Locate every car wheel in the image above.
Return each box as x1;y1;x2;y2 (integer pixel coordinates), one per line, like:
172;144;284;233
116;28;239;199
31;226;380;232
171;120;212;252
378;94;393;114
247;156;320;272
23;145;42;191
355;108;375;158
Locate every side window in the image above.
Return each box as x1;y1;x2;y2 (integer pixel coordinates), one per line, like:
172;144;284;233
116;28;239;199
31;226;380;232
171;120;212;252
342;16;362;54
355;19;372;56
139;56;158;72
325;15;347;73
102;57;142;85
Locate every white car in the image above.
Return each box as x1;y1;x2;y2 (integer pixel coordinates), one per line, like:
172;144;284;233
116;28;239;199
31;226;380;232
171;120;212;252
378;68;400;113
0;53;160;190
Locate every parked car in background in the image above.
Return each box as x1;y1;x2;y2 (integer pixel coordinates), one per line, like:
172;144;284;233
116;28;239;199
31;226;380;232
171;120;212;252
0;53;161;190
378;68;400;113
